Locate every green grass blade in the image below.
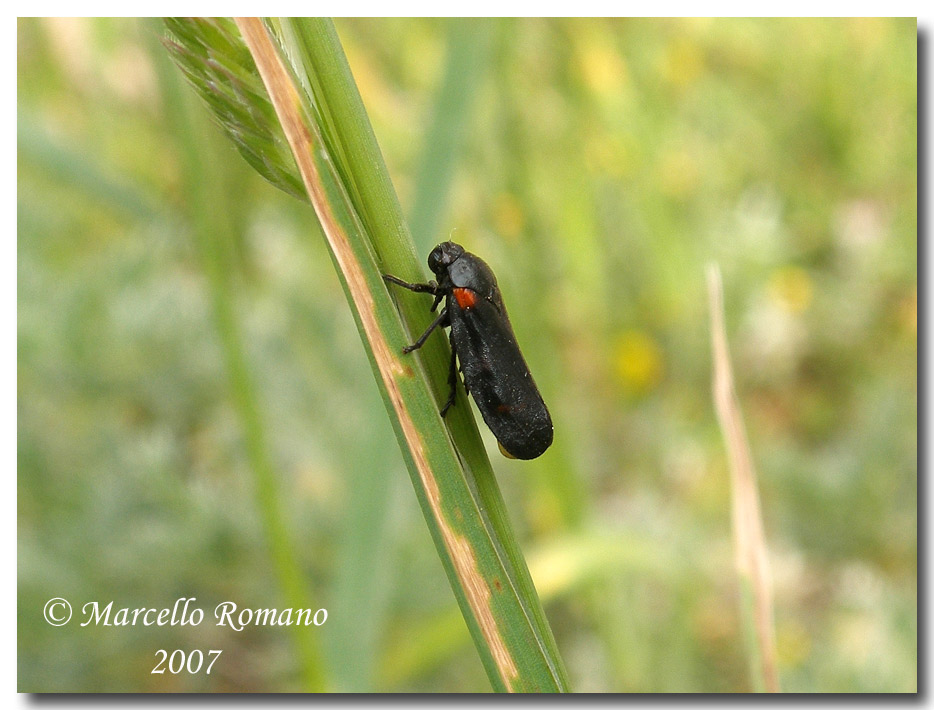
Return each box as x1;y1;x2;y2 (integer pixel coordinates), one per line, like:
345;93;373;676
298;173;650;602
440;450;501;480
273;20;569;691
326;423;399;691
327;21;491;690
272;17;571;692
165;16;569;692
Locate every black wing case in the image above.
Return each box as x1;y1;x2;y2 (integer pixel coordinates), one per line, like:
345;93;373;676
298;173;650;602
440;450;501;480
448;296;553;459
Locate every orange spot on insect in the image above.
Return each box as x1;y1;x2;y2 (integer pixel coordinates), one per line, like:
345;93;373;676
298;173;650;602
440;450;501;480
496;404;510;413
453;287;477;309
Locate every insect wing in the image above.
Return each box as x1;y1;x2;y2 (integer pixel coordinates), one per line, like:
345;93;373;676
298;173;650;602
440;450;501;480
449;295;553;459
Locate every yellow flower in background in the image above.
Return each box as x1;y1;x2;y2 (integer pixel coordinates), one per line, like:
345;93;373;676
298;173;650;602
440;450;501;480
768;266;814;313
578;42;629;97
614;330;665;395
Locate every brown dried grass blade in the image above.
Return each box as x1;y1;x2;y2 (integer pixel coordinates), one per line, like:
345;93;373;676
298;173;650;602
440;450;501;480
707;264;780;693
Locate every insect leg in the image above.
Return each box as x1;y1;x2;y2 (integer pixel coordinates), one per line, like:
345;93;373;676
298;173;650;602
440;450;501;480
402;308;448;354
383;274;438;295
440;342;459;417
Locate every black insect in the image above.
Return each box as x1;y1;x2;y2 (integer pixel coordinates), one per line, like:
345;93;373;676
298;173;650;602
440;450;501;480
384;241;553;460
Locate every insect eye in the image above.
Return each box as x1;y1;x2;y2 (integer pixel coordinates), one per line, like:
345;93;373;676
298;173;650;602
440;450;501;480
427;246;444;274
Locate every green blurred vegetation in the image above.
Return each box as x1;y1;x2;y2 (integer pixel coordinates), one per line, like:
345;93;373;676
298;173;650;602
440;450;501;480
17;17;916;692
